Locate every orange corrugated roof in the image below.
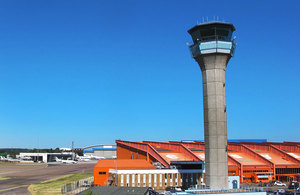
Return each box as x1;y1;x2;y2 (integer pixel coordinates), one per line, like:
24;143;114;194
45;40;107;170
228;152;266;166
287;152;300;159
192;151;205;160
158;152;193;163
94;159;156;169
255;151;298;165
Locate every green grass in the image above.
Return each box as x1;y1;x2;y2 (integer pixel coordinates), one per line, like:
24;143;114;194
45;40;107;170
0;161;18;164
28;173;93;195
0;177;9;180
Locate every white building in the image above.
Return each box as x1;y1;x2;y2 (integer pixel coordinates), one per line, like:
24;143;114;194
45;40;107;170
19;152;73;163
83;144;116;158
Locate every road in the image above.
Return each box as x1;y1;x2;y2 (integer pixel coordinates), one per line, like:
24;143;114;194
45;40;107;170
0;162;96;195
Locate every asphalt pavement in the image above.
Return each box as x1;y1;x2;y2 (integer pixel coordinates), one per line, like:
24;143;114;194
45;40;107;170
0;162;96;195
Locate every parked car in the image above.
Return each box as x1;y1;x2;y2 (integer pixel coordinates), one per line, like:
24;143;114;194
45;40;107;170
165;186;182;193
277;189;285;193
274;181;286;186
288;181;299;190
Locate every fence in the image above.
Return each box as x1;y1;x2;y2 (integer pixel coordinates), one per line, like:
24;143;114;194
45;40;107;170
61;176;94;194
240;186;266;192
185;187;266;194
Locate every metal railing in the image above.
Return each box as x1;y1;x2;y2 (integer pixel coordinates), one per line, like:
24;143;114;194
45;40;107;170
61;176;94;194
185;187;266;194
195;35;231;42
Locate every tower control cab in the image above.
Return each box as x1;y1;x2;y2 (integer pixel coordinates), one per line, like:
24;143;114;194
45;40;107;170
188;22;236;58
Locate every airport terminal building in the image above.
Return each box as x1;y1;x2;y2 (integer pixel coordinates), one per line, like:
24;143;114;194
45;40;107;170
93;140;300;189
94;159;205;190
19;152;73;163
83;144;116;159
115;140;300;183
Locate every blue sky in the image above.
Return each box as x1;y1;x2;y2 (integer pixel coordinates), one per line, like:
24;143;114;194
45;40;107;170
0;0;299;148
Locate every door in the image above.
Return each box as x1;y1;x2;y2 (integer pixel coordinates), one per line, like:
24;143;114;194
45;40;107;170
232;180;238;189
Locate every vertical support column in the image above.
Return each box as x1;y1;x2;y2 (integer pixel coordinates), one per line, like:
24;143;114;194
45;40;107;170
196;54;231;190
162;174;166;189
240;165;243;183
135;174;138;187
172;173;176;187
273;165;276;181
117;174;121;186
129;174;133;187
140;174;144;187
156;174;160;189
146;146;149;161
178;173;182;187
124;174;127;187
151;174;155;188
146;174;149;187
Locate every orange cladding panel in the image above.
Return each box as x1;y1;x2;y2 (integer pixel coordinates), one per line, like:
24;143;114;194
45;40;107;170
93;159;156;186
117;145;148;160
94;166;110;186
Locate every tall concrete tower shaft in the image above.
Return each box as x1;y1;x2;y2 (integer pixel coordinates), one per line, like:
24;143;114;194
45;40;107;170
188;22;236;190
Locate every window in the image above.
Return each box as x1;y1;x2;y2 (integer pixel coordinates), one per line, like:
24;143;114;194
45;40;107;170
137;174;140;187
149;174;152;186
132;174;135;186
165;174;168;186
258;178;269;180
160;174;162;187
200;28;215;41
120;174;124;186
99;172;106;175
126;174;129;186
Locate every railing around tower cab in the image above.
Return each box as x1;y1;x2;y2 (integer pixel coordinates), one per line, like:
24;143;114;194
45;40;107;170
198;35;231;42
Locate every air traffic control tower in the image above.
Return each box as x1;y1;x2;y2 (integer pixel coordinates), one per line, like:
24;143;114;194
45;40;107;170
188;22;236;190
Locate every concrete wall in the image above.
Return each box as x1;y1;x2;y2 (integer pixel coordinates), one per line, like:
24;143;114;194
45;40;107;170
195;53;231;189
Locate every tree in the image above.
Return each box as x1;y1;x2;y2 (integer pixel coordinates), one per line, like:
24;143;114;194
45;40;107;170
75;150;83;156
8;150;18;158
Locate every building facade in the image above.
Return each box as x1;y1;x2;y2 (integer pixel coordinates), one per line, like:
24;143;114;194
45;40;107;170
94;159;204;190
83;144;116;158
19;152;73;162
109;169;203;190
116;140;300;183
